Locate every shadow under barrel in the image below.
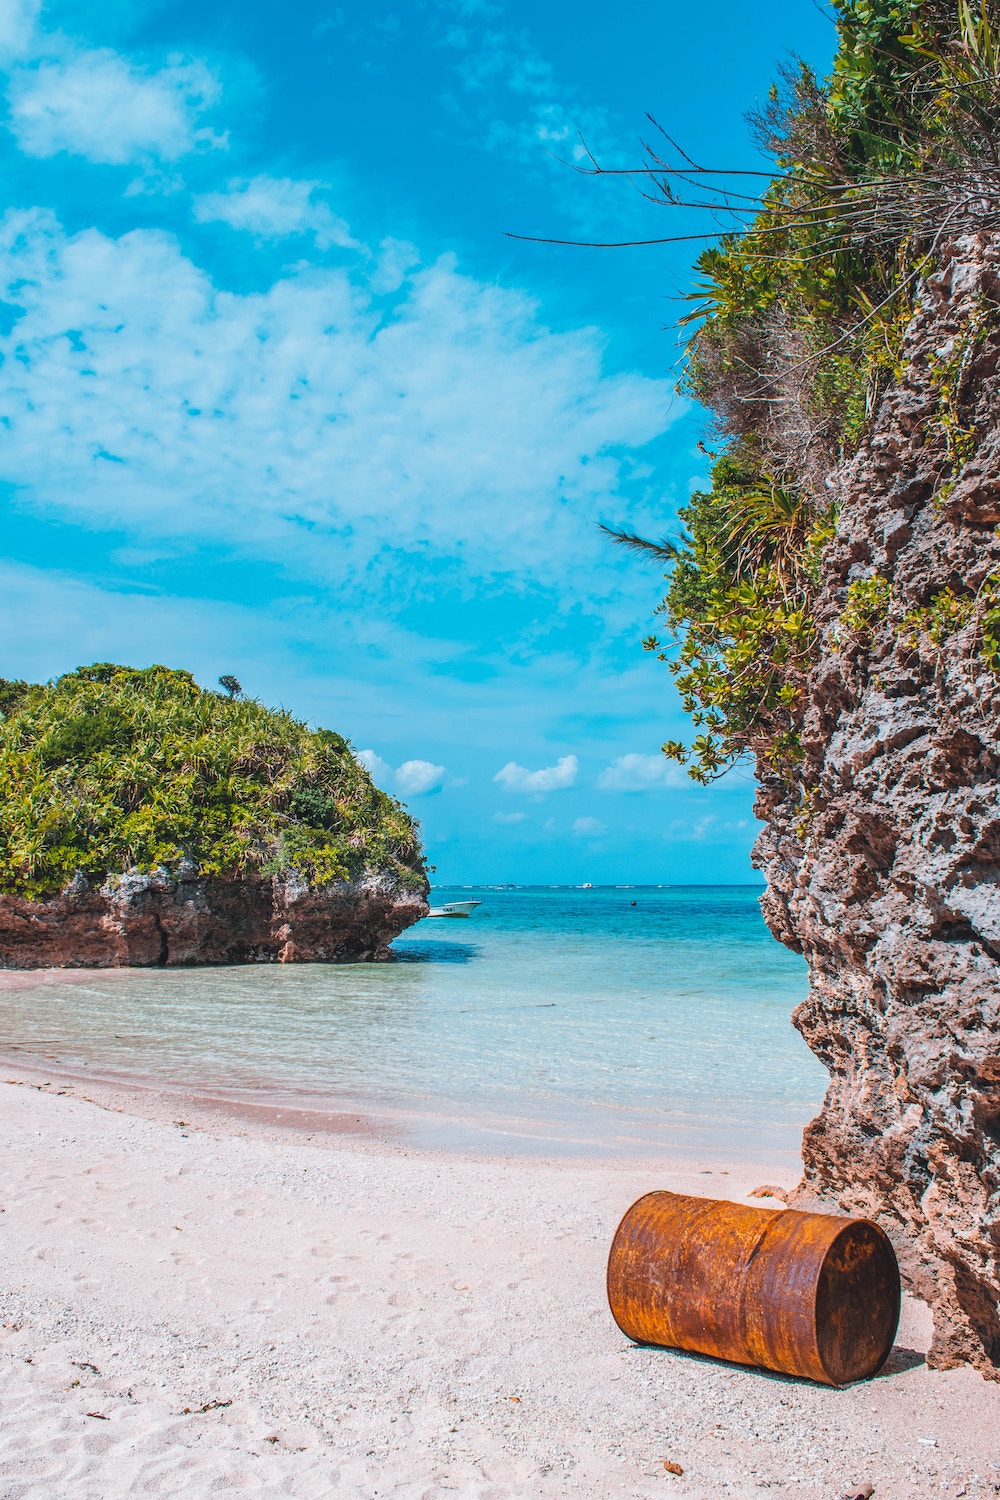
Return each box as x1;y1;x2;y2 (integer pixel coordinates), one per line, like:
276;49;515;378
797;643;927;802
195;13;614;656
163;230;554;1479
607;1190;900;1386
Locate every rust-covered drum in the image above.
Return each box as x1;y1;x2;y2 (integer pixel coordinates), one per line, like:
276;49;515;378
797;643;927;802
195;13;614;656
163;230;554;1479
607;1190;900;1385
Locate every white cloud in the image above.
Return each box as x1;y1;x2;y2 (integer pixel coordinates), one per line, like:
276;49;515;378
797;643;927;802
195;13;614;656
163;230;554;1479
193;176;358;250
357;750;446;797
356;748;394;784
572;816;606;837
370;237;420;294
394;759;446;796
0;0;39;62
597;752;687;791
493;755;578;793
493;810;527;825
7;50;224;164
0;210;671;589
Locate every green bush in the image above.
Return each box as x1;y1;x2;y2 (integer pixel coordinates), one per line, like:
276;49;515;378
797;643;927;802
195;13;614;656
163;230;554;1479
615;0;1000;782
0;664;427;900
841;575;893;634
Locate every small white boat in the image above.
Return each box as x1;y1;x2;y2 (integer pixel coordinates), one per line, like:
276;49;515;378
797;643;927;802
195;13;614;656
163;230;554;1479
427;899;482;918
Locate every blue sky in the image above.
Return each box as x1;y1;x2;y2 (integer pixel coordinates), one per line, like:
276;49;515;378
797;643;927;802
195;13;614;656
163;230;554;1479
0;0;835;884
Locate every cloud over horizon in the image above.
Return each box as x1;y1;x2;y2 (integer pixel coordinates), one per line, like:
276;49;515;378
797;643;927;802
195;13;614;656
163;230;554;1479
597;752;687;791
358;750;447;797
494;755;579;793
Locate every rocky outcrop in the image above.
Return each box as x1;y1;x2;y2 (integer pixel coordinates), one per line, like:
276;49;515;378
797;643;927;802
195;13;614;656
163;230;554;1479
0;867;428;967
753;234;1000;1375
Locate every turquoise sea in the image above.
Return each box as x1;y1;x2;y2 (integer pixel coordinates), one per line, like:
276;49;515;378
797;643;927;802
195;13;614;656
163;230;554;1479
0;886;827;1160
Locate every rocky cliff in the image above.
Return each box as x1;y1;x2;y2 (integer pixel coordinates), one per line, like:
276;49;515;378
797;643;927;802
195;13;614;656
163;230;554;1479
753;234;1000;1376
0;867;428;968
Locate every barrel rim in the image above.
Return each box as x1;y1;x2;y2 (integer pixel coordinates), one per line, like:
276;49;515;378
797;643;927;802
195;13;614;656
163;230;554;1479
814;1216;901;1386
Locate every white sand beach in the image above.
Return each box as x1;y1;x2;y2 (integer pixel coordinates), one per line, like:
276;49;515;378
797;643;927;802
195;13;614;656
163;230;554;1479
0;1065;996;1500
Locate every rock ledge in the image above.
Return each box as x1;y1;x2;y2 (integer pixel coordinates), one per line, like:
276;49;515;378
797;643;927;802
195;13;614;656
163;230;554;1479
0;869;428;967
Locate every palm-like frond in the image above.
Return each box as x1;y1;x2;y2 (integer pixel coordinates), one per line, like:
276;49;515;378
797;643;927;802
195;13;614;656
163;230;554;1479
600;525;682;563
723;484;808;588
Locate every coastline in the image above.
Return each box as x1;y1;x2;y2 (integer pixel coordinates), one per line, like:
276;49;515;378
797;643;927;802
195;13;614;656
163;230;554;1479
0;890;824;1167
0;1064;995;1499
0;1046;813;1165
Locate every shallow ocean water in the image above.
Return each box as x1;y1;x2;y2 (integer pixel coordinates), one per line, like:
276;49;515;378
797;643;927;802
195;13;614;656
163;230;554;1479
0;885;827;1158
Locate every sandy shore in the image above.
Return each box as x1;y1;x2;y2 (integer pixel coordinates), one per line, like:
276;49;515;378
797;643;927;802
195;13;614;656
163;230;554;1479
0;1066;996;1499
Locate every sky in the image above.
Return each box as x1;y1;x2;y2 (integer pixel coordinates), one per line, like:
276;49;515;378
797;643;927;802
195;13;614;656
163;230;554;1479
0;0;837;885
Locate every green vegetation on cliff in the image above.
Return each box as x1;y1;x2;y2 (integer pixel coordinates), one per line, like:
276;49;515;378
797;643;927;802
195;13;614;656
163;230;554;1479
614;0;1000;781
0;664;426;900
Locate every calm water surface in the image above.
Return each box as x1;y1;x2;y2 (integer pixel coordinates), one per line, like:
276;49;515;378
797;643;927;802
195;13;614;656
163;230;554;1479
0;886;827;1157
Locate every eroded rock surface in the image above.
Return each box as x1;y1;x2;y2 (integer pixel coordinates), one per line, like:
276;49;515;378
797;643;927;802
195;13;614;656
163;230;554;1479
0;868;428;968
754;233;1000;1375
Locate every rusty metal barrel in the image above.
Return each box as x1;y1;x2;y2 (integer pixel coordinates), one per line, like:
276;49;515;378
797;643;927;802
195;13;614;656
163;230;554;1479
607;1190;900;1386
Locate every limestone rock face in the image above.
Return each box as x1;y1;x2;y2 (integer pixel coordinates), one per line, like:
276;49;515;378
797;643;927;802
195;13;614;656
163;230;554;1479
753;233;1000;1376
0;868;428;968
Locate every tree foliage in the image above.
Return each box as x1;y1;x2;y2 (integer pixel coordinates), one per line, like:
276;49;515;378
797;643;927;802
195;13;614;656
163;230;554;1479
615;0;1000;781
0;664;426;899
